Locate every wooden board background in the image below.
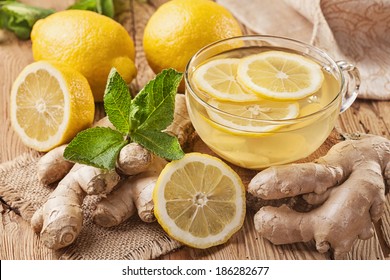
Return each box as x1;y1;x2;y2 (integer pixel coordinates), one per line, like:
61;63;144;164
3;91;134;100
0;0;389;260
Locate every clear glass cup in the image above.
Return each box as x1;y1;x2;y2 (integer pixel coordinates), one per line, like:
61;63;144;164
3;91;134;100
184;35;360;169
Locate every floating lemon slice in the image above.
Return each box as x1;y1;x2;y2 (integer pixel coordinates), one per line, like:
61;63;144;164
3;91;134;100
153;153;246;249
192;58;261;102
207;98;299;133
237;51;324;100
10;61;95;152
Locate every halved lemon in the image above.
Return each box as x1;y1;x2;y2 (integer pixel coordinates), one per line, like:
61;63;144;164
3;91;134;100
192;58;261;102
237;51;324;100
153;153;246;249
10;61;95;152
207;98;299;133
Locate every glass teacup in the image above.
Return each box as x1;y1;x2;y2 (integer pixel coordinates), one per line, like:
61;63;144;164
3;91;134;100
185;35;360;170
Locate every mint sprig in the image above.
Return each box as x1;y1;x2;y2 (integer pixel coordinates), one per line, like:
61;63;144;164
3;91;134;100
64;68;185;170
0;1;54;40
68;0;114;18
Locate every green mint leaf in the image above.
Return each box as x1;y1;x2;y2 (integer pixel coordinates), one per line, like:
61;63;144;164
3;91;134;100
132;129;184;160
130;69;183;132
103;68;132;134
68;0;114;18
64;127;127;170
0;1;54;39
99;0;114;18
63;68;185;170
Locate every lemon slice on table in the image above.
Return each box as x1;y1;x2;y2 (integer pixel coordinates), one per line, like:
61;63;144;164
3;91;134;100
207;98;299;133
237;51;324;100
153;153;246;249
10;61;95;152
192;58;261;102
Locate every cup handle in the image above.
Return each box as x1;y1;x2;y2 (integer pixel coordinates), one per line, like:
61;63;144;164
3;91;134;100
337;60;361;113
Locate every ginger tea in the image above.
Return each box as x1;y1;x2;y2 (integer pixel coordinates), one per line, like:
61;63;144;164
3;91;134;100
185;46;341;169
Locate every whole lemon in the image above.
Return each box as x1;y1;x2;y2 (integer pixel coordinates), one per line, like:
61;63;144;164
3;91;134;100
31;10;137;102
143;0;242;86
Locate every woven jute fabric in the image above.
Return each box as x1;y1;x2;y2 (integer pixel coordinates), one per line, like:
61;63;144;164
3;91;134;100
0;152;181;260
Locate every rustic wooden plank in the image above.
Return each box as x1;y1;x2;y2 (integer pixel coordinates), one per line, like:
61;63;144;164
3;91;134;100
1;0;390;261
337;100;390;136
132;0;158;91
0;202;59;260
380;193;390;259
0;35;34;163
344;232;385;260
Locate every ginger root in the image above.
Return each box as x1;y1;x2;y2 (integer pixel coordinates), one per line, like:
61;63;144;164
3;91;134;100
32;93;194;250
37;144;74;186
116;142;152;176
92;156;167;227
31;167;86;250
248;133;389;259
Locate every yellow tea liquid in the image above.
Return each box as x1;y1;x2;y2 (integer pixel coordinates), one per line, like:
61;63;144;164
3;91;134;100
186;47;341;169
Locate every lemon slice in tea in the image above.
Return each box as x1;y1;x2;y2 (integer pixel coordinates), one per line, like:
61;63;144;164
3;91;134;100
193;58;261;102
153;153;246;249
207;98;299;133
237;51;324;100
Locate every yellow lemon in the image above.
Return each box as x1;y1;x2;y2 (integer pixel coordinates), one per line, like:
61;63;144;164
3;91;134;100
10;61;95;152
193;58;261;102
31;10;137;102
143;0;242;90
237;51;324;100
207;98;299;134
153;153;246;249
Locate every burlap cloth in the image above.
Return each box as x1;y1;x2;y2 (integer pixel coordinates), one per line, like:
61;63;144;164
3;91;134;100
217;0;390;100
0;152;181;259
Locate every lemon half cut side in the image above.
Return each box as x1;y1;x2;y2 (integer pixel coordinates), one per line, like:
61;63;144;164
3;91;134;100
153;153;246;249
237;50;324;100
10;61;95;152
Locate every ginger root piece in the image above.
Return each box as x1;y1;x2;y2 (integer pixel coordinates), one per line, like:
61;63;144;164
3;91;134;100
248;134;389;259
31;167;86;250
37;144;75;186
116;142;152;176
72;164;121;195
165;94;194;148
92;156;168;227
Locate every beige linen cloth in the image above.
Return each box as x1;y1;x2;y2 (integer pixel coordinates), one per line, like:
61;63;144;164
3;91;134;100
217;0;390;100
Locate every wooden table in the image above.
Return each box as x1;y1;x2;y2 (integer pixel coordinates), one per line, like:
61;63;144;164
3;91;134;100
1;0;389;260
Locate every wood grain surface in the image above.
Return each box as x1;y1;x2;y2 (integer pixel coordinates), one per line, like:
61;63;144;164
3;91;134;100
1;0;389;260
